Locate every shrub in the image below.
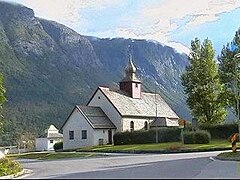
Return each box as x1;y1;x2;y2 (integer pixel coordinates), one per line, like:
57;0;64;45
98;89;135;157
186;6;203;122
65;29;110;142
199;123;238;139
113;128;181;145
183;131;194;144
193;130;211;144
183;130;211;144
0;158;22;177
53;141;63;151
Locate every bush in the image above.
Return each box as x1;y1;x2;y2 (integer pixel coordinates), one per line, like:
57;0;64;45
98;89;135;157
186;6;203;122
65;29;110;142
53;141;63;151
182;131;194;144
199;123;238;139
113;128;181;145
183;130;211;144
0;158;22;177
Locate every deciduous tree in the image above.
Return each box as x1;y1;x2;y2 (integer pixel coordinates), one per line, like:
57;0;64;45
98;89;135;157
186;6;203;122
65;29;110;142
181;38;226;125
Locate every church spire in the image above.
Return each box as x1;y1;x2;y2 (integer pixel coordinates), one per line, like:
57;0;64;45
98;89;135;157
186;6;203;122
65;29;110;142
119;41;141;99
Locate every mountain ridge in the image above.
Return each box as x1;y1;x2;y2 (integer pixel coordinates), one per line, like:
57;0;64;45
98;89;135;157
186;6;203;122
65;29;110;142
0;1;190;145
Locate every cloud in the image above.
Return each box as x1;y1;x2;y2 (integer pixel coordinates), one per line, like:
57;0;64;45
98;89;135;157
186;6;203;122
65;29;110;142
114;0;240;53
9;0;240;54
15;0;121;26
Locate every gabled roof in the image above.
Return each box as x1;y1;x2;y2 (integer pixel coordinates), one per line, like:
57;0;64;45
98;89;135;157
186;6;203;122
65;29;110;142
38;132;63;138
150;117;179;127
95;87;179;118
61;105;116;130
77;105;116;129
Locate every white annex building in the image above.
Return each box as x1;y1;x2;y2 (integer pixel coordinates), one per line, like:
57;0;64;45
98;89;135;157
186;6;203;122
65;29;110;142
61;56;179;150
35;124;63;151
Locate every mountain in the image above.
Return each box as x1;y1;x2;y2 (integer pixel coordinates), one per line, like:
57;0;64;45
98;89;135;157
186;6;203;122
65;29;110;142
0;1;190;145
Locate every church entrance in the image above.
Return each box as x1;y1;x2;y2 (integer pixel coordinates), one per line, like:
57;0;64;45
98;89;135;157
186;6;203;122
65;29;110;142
108;130;112;144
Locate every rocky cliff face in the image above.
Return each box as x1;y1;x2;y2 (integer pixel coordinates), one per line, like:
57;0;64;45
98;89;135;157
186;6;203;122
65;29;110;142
0;1;190;143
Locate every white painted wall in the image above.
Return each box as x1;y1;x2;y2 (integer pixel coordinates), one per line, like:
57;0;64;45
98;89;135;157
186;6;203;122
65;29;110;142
122;117;154;131
35;138;48;151
63;108;94;150
0;148;5;159
93;129;115;145
48;138;63;151
88;89;122;132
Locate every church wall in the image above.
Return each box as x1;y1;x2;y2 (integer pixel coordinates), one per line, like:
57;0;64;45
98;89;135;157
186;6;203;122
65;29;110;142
88;89;123;132
122;117;154;131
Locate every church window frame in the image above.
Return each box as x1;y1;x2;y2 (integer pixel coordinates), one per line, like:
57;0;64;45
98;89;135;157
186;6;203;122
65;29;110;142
144;121;148;130
130;121;134;132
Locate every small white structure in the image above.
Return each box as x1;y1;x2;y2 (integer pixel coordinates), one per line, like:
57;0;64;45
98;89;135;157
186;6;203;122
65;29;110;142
35;125;63;151
0;147;5;159
62;55;179;150
62;106;116;150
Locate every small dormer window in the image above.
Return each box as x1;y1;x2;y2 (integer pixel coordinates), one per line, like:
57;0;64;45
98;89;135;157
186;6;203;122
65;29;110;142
98;96;101;99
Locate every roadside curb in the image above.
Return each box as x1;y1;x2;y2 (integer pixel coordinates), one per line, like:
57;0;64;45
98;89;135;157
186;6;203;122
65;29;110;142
76;147;232;154
214;156;240;161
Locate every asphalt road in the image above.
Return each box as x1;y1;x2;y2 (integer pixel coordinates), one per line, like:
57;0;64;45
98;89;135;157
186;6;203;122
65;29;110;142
17;151;239;179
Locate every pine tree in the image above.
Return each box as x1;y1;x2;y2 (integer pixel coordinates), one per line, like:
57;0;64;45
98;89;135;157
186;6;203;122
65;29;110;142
181;38;226;125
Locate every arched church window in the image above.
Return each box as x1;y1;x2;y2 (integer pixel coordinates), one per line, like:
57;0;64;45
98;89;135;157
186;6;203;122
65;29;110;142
130;121;134;132
144;121;148;130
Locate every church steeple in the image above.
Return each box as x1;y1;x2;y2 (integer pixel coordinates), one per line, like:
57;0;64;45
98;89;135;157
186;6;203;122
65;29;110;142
121;54;140;83
119;45;141;99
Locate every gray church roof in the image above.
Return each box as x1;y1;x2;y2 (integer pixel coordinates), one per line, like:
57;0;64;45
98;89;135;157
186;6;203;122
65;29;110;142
77;105;116;129
98;87;179;118
150;117;179;127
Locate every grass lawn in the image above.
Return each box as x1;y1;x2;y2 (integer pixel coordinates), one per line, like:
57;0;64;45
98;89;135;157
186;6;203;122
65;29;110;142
6;139;233;161
78;139;232;152
7;151;106;160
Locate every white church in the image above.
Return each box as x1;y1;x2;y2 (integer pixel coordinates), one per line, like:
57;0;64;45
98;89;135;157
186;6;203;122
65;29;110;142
61;56;179;150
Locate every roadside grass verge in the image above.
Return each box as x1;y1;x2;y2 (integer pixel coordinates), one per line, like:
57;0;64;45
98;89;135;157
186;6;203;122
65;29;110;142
216;152;240;161
77;139;231;152
7;152;106;160
0;157;23;177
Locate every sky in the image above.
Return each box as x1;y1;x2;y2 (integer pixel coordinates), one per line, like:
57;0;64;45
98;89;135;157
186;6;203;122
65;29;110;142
5;0;240;55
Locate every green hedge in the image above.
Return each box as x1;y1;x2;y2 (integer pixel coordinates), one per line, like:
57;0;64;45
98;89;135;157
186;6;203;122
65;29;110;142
199;123;238;139
53;141;63;151
113;128;181;145
183;130;211;144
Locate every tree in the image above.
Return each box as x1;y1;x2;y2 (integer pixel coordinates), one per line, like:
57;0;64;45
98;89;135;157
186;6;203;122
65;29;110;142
0;73;6;132
218;28;240;118
181;38;226;125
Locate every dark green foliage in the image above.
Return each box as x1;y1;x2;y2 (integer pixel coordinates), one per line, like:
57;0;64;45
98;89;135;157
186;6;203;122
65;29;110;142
113;128;181;145
53;141;63;151
181;38;226;125
199;123;238;139
183;130;211;144
0;73;6;133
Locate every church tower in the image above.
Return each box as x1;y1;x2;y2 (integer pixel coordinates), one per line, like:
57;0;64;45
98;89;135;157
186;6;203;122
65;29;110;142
119;54;141;99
